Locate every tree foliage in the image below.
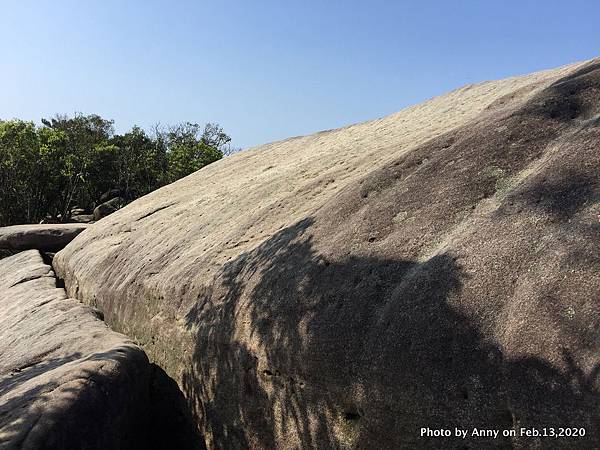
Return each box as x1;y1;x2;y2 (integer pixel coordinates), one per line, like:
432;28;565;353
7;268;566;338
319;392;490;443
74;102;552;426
0;114;231;226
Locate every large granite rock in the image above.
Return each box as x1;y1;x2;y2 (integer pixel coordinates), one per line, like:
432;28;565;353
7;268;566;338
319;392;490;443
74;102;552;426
0;250;150;449
54;58;600;448
0;224;89;252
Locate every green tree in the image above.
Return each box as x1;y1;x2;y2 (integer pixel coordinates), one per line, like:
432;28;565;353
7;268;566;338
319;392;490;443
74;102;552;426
161;122;228;182
0;120;45;225
110;126;163;200
40;113;115;219
0;114;228;226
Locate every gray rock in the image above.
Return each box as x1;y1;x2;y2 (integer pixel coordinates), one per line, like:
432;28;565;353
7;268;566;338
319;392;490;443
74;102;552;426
0;224;89;252
70;214;95;224
0;250;151;449
93;197;123;221
100;188;122;203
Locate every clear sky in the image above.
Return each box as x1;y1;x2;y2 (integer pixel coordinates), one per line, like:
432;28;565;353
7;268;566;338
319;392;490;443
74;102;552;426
1;1;599;149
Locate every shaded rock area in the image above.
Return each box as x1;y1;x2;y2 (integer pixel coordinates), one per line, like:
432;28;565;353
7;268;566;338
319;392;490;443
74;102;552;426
0;251;204;450
69;214;95;224
0;249;15;261
67;207;95;224
100;188;123;204
149;364;206;450
0;224;89;253
93;197;123;221
54;57;600;449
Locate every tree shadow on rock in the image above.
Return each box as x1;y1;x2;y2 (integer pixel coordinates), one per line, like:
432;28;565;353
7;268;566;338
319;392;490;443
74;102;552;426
149;363;207;450
515;170;597;221
0;347;151;450
183;218;600;449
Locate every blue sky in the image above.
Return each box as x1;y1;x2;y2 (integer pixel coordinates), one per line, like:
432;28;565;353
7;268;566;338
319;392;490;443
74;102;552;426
1;1;598;149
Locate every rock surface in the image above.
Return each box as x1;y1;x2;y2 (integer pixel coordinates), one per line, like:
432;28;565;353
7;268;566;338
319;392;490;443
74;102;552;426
70;208;87;216
0;224;89;252
69;214;95;224
93;197;123;221
55;57;600;448
99;188;123;204
0;250;150;449
0;249;15;260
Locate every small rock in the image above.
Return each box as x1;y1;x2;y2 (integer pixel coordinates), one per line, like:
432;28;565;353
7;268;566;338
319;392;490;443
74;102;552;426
70;214;95;224
0;224;89;252
100;188;123;203
94;197;124;221
70;207;87;216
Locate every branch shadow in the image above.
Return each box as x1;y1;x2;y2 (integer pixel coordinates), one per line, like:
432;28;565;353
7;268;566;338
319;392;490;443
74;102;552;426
182;218;600;449
0;347;205;449
522;60;600;123
0;347;150;450
515;169;597;221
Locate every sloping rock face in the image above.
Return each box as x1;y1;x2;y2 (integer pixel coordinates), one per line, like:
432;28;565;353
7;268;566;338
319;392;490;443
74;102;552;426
55;58;600;449
0;250;150;449
0;224;89;252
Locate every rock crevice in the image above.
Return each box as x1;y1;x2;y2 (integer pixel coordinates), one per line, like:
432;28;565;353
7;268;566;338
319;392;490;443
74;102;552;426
0;250;204;450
